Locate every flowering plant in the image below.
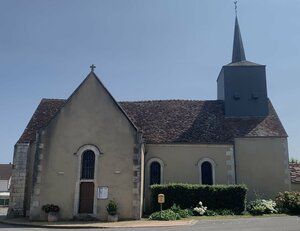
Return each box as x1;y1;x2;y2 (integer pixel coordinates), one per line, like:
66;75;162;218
193;201;207;215
42;204;60;213
106;200;118;215
247;199;277;215
275;191;300;214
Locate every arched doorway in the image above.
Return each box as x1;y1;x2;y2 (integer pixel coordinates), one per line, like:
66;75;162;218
79;150;95;214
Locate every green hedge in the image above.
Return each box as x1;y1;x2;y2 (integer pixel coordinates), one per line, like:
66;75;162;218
150;183;247;214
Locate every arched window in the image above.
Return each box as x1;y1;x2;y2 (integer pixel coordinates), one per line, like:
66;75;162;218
150;161;161;185
201;161;213;185
81;150;95;179
198;158;215;185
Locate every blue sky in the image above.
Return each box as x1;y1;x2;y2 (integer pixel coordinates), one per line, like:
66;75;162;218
1;0;299;163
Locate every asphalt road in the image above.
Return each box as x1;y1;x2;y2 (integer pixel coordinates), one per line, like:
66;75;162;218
0;208;299;231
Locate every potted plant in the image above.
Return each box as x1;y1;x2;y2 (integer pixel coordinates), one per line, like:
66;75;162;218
42;204;60;222
106;200;118;222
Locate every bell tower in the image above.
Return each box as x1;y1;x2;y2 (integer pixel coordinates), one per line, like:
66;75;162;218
217;10;268;117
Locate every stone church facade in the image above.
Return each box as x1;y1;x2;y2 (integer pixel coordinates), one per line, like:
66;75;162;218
8;16;290;220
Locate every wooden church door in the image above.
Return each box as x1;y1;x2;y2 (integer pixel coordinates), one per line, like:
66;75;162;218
79;182;94;213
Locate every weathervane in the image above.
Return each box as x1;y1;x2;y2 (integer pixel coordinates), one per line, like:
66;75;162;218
90;64;96;72
234;1;238;15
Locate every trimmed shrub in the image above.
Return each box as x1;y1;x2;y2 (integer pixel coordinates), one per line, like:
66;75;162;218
178;209;190;218
275;191;300;214
247;199;277;215
149;204;191;221
205;210;218;216
170;204;190;218
213;209;236;216
150;183;247;214
149;209;180;220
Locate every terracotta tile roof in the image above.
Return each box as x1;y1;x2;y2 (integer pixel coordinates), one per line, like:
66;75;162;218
0;164;12;181
289;163;300;183
17;99;287;144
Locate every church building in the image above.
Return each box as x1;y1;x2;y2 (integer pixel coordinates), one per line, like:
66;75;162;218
8;15;290;221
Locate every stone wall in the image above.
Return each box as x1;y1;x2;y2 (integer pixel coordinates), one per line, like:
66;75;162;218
7;143;29;217
131;134;144;219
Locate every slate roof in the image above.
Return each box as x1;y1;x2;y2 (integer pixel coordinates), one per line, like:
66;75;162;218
232;16;246;63
17;98;287;144
0;164;12;181
289;163;300;183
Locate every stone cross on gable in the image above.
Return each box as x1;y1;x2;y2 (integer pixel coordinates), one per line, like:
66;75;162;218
90;64;96;72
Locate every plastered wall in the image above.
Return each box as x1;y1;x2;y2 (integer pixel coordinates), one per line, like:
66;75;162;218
235;137;290;200
144;144;234;212
29;75;141;221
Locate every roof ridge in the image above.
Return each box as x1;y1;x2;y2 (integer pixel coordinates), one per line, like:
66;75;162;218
39;98;224;104
120;99;222;103
41;98;66;101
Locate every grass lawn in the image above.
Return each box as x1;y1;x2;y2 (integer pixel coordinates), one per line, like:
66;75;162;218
190;213;288;220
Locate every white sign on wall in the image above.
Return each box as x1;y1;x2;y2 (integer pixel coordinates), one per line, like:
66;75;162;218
97;186;108;199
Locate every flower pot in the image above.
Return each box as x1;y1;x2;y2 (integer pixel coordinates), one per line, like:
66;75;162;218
107;214;118;222
47;212;58;222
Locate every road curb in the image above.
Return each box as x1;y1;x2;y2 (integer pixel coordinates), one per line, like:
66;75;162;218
0;216;196;229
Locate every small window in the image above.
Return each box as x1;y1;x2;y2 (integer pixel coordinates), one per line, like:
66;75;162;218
150;161;161;185
233;92;240;100
81;150;95;179
201;161;213;185
251;92;259;100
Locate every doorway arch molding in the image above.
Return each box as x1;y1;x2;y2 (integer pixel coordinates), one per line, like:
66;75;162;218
73;144;101;217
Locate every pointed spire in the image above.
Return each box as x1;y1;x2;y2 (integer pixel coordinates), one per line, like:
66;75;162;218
232;14;246;63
